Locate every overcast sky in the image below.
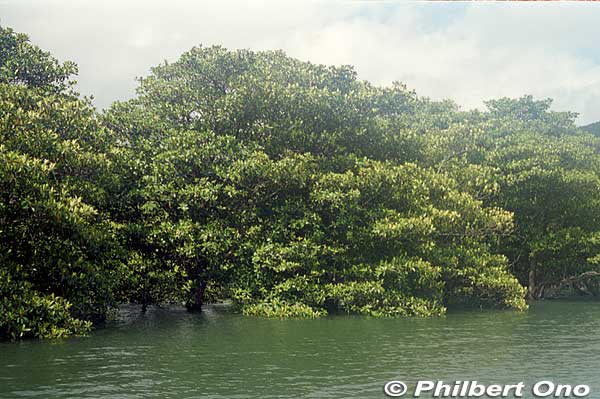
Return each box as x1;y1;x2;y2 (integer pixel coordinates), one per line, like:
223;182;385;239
2;0;600;124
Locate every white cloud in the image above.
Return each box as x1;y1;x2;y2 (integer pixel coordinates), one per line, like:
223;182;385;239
1;0;600;124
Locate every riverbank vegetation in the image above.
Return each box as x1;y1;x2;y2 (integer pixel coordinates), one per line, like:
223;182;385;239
2;27;600;339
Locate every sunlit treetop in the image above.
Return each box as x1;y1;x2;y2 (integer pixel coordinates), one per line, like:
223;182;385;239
0;26;77;94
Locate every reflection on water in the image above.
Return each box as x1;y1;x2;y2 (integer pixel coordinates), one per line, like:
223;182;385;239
1;301;600;398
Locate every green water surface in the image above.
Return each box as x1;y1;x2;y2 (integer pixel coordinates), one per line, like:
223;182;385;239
1;300;599;398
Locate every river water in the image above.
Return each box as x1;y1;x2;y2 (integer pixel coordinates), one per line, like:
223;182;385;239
1;300;599;398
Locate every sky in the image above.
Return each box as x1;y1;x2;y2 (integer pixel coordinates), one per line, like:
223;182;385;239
1;0;600;125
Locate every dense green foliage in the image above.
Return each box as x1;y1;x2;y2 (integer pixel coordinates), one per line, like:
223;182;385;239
2;27;600;339
421;96;600;297
0;27;76;94
0;27;122;339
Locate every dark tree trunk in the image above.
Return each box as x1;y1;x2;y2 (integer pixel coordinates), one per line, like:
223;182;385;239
141;288;149;313
186;279;207;313
528;268;537;300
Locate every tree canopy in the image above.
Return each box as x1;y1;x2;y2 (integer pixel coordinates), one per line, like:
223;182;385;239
2;28;600;339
